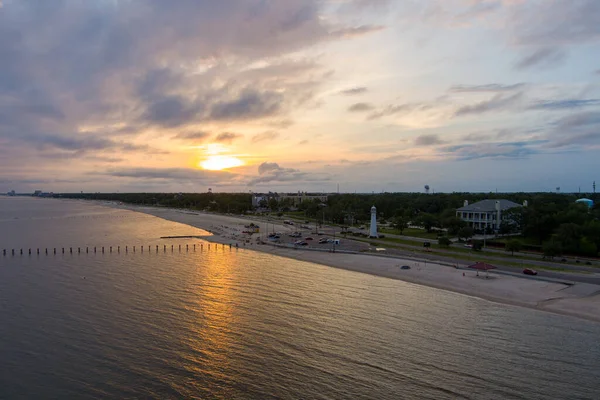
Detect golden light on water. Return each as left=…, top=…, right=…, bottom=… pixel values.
left=200, top=155, right=244, bottom=170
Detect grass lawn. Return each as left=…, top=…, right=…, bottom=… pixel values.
left=379, top=227, right=440, bottom=240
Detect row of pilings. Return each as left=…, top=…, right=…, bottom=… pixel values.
left=2, top=243, right=238, bottom=256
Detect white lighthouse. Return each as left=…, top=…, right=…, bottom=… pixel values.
left=369, top=205, right=378, bottom=238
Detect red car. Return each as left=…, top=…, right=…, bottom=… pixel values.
left=523, top=268, right=538, bottom=276
left=305, top=237, right=314, bottom=241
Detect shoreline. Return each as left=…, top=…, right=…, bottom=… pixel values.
left=105, top=202, right=600, bottom=324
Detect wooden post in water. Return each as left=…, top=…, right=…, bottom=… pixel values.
left=37, top=248, right=40, bottom=254
left=102, top=247, right=105, bottom=253
left=141, top=246, right=143, bottom=253
left=171, top=245, right=174, bottom=252
left=86, top=247, right=88, bottom=254
left=110, top=246, right=112, bottom=253
left=156, top=245, right=158, bottom=253
left=118, top=246, right=120, bottom=253
left=3, top=249, right=6, bottom=256
left=62, top=248, right=64, bottom=254
left=164, top=245, right=166, bottom=252
left=29, top=249, right=31, bottom=255
left=194, top=244, right=196, bottom=251
left=70, top=247, right=72, bottom=254
left=133, top=246, right=135, bottom=253
left=78, top=248, right=80, bottom=254
left=20, top=249, right=23, bottom=255
left=94, top=247, right=96, bottom=253
left=12, top=249, right=15, bottom=256
left=45, top=248, right=48, bottom=254
left=179, top=245, right=181, bottom=252
left=54, top=248, right=56, bottom=254
left=148, top=245, right=150, bottom=252
left=186, top=244, right=188, bottom=252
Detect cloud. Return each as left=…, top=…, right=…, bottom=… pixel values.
left=174, top=131, right=211, bottom=141
left=0, top=0, right=379, bottom=176
left=415, top=134, right=445, bottom=146
left=449, top=83, right=525, bottom=93
left=515, top=48, right=565, bottom=70
left=440, top=141, right=544, bottom=161
left=340, top=87, right=368, bottom=96
left=209, top=89, right=283, bottom=121
left=252, top=131, right=280, bottom=143
left=214, top=132, right=242, bottom=144
left=102, top=167, right=234, bottom=182
left=528, top=99, right=600, bottom=111
left=455, top=92, right=523, bottom=116
left=330, top=25, right=385, bottom=39
left=298, top=140, right=309, bottom=145
left=250, top=161, right=328, bottom=185
left=535, top=111, right=600, bottom=148
left=348, top=102, right=375, bottom=112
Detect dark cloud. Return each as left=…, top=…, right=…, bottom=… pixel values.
left=258, top=162, right=283, bottom=175
left=174, top=131, right=211, bottom=141
left=455, top=92, right=523, bottom=116
left=414, top=134, right=445, bottom=146
left=252, top=131, right=280, bottom=143
left=340, top=87, right=368, bottom=96
left=209, top=90, right=283, bottom=121
left=515, top=48, right=565, bottom=70
left=441, top=141, right=545, bottom=161
left=449, top=83, right=525, bottom=93
left=142, top=96, right=203, bottom=127
left=348, top=102, right=375, bottom=112
left=214, top=132, right=242, bottom=144
left=528, top=99, right=600, bottom=110
left=368, top=103, right=429, bottom=120
left=250, top=161, right=326, bottom=186
left=546, top=111, right=600, bottom=148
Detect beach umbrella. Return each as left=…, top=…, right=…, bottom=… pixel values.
left=467, top=261, right=497, bottom=277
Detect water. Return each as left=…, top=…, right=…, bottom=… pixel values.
left=1, top=197, right=600, bottom=399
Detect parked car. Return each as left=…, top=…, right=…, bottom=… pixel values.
left=400, top=265, right=411, bottom=270
left=294, top=240, right=308, bottom=246
left=318, top=238, right=328, bottom=244
left=305, top=237, right=314, bottom=241
left=523, top=268, right=538, bottom=276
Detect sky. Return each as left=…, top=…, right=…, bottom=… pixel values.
left=0, top=0, right=599, bottom=194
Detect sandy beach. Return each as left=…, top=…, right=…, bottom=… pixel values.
left=111, top=203, right=600, bottom=324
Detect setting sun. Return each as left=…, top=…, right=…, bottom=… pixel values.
left=200, top=155, right=244, bottom=170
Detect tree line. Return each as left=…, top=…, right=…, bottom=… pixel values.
left=57, top=191, right=600, bottom=258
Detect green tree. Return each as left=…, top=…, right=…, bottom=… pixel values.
left=268, top=197, right=279, bottom=211
left=542, top=238, right=563, bottom=259
left=505, top=239, right=522, bottom=256
left=392, top=216, right=409, bottom=235
left=416, top=213, right=438, bottom=233
left=457, top=227, right=474, bottom=241
left=442, top=216, right=466, bottom=236
left=556, top=223, right=582, bottom=254
left=472, top=240, right=483, bottom=251
left=438, top=237, right=452, bottom=247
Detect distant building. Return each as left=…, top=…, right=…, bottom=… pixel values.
left=33, top=190, right=42, bottom=196
left=7, top=190, right=16, bottom=196
left=456, top=199, right=524, bottom=232
left=252, top=192, right=329, bottom=209
left=278, top=192, right=328, bottom=207
left=576, top=198, right=594, bottom=209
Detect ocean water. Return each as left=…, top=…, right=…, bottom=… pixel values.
left=1, top=197, right=600, bottom=399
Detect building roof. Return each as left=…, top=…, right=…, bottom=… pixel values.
left=457, top=199, right=522, bottom=212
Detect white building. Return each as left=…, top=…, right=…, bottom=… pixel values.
left=456, top=199, right=523, bottom=232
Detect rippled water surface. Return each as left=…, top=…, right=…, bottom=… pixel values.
left=1, top=197, right=600, bottom=399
